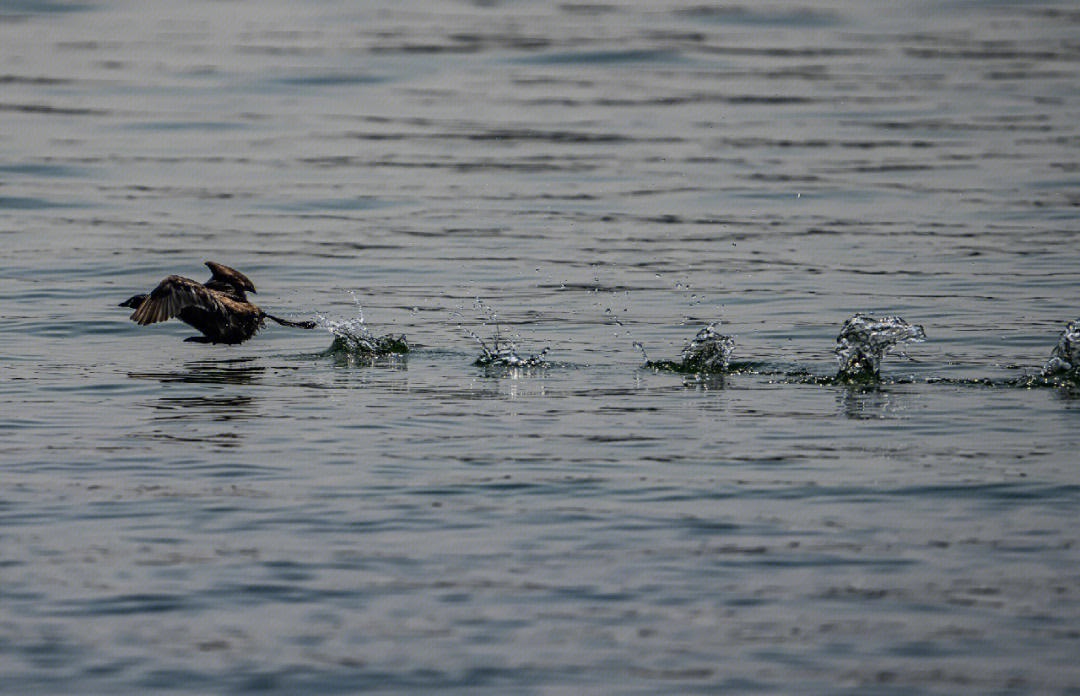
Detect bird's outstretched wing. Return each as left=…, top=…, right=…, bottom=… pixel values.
left=129, top=275, right=225, bottom=326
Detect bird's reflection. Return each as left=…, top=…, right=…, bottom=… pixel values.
left=149, top=394, right=257, bottom=423
left=128, top=358, right=265, bottom=386
left=129, top=358, right=264, bottom=425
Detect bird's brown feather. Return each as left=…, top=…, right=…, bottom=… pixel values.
left=130, top=275, right=226, bottom=326
left=122, top=263, right=312, bottom=344
left=205, top=261, right=256, bottom=294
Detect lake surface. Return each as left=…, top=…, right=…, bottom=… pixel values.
left=2, top=1, right=1080, bottom=693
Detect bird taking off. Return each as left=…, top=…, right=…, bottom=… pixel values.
left=119, top=261, right=316, bottom=344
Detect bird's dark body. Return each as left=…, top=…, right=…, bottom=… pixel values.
left=181, top=304, right=256, bottom=344
left=119, top=262, right=315, bottom=344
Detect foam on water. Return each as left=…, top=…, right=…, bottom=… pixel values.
left=835, top=314, right=926, bottom=379
left=1042, top=320, right=1080, bottom=375
left=314, top=292, right=408, bottom=358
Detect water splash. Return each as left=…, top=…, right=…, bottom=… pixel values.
left=315, top=292, right=408, bottom=357
left=643, top=322, right=735, bottom=373
left=473, top=334, right=549, bottom=367
left=835, top=313, right=925, bottom=378
left=1042, top=320, right=1080, bottom=375
left=459, top=300, right=548, bottom=368
left=678, top=323, right=736, bottom=371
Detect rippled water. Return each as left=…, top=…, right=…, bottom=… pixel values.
left=3, top=1, right=1080, bottom=693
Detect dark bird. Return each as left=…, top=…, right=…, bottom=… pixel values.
left=119, top=261, right=316, bottom=344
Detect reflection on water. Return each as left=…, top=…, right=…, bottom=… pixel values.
left=150, top=394, right=258, bottom=423
left=836, top=384, right=911, bottom=420
left=127, top=359, right=265, bottom=386
left=128, top=360, right=264, bottom=439
left=681, top=373, right=726, bottom=390
left=1051, top=383, right=1080, bottom=404
left=323, top=349, right=409, bottom=369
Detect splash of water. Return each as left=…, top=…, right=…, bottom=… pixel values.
left=473, top=335, right=549, bottom=367
left=643, top=322, right=735, bottom=373
left=678, top=323, right=736, bottom=372
left=632, top=341, right=650, bottom=363
left=835, top=313, right=925, bottom=378
left=1043, top=320, right=1080, bottom=375
left=459, top=299, right=548, bottom=368
left=315, top=292, right=408, bottom=357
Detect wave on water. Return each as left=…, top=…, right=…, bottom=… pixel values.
left=640, top=322, right=736, bottom=374
left=834, top=313, right=925, bottom=379
left=314, top=293, right=408, bottom=361
left=458, top=300, right=548, bottom=368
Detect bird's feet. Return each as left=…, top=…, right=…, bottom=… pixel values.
left=183, top=336, right=213, bottom=343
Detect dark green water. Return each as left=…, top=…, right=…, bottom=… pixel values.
left=2, top=1, right=1079, bottom=693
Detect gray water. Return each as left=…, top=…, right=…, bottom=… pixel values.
left=3, top=1, right=1080, bottom=694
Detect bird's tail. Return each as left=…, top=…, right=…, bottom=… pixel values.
left=265, top=313, right=318, bottom=329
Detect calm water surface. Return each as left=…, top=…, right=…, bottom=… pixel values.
left=2, top=1, right=1080, bottom=693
